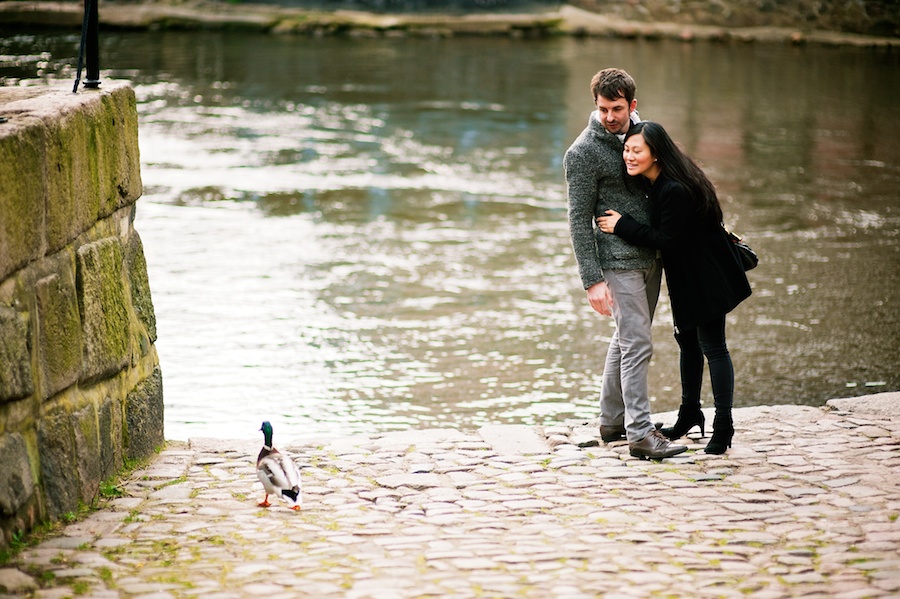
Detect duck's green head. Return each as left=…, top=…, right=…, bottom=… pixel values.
left=260, top=421, right=274, bottom=446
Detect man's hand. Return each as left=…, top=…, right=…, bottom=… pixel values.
left=586, top=281, right=614, bottom=316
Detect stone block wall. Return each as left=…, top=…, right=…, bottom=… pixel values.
left=0, top=82, right=162, bottom=548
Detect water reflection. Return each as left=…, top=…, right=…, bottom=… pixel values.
left=2, top=31, right=897, bottom=441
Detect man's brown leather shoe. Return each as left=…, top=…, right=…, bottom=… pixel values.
left=600, top=425, right=626, bottom=443
left=629, top=429, right=687, bottom=460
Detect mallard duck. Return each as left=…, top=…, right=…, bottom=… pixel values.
left=256, top=421, right=302, bottom=510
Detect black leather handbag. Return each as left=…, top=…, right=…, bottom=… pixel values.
left=725, top=229, right=759, bottom=271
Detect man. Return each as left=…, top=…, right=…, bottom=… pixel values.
left=564, top=68, right=686, bottom=460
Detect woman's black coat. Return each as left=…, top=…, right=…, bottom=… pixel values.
left=613, top=174, right=751, bottom=331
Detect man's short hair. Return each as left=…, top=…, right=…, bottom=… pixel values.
left=591, top=68, right=636, bottom=105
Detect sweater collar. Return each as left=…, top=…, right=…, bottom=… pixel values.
left=589, top=110, right=641, bottom=141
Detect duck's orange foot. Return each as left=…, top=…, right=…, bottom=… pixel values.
left=290, top=505, right=301, bottom=511
left=258, top=497, right=272, bottom=508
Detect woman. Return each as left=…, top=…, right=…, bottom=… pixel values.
left=597, top=121, right=751, bottom=454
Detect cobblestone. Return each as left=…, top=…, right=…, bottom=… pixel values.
left=4, top=395, right=900, bottom=598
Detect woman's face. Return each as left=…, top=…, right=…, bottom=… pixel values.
left=623, top=132, right=660, bottom=181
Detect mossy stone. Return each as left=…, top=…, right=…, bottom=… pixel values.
left=72, top=403, right=101, bottom=502
left=125, top=367, right=164, bottom=461
left=35, top=251, right=83, bottom=399
left=76, top=238, right=131, bottom=383
left=0, top=432, right=36, bottom=518
left=0, top=125, right=46, bottom=281
left=126, top=230, right=157, bottom=345
left=44, top=110, right=99, bottom=255
left=0, top=305, right=35, bottom=403
left=37, top=409, right=78, bottom=519
left=98, top=396, right=123, bottom=480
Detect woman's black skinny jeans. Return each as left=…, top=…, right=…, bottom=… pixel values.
left=674, top=314, right=733, bottom=414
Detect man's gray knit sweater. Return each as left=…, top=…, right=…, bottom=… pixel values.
left=564, top=111, right=656, bottom=289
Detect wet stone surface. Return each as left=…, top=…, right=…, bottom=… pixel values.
left=5, top=402, right=900, bottom=599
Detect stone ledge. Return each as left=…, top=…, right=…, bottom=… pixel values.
left=0, top=82, right=142, bottom=282
left=0, top=1, right=896, bottom=47
left=255, top=393, right=900, bottom=452
left=827, top=391, right=900, bottom=417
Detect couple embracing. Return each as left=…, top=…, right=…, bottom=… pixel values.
left=564, top=68, right=751, bottom=459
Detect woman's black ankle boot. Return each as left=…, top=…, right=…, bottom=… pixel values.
left=659, top=405, right=705, bottom=440
left=705, top=412, right=734, bottom=454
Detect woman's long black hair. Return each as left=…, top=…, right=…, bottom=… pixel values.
left=625, top=121, right=723, bottom=223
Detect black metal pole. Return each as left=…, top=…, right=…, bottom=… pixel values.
left=84, top=0, right=101, bottom=89
left=73, top=0, right=100, bottom=92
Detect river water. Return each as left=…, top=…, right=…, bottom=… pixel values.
left=2, top=30, right=898, bottom=441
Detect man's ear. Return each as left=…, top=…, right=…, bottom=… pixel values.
left=630, top=99, right=638, bottom=113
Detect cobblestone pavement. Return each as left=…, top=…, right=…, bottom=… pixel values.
left=3, top=396, right=899, bottom=599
